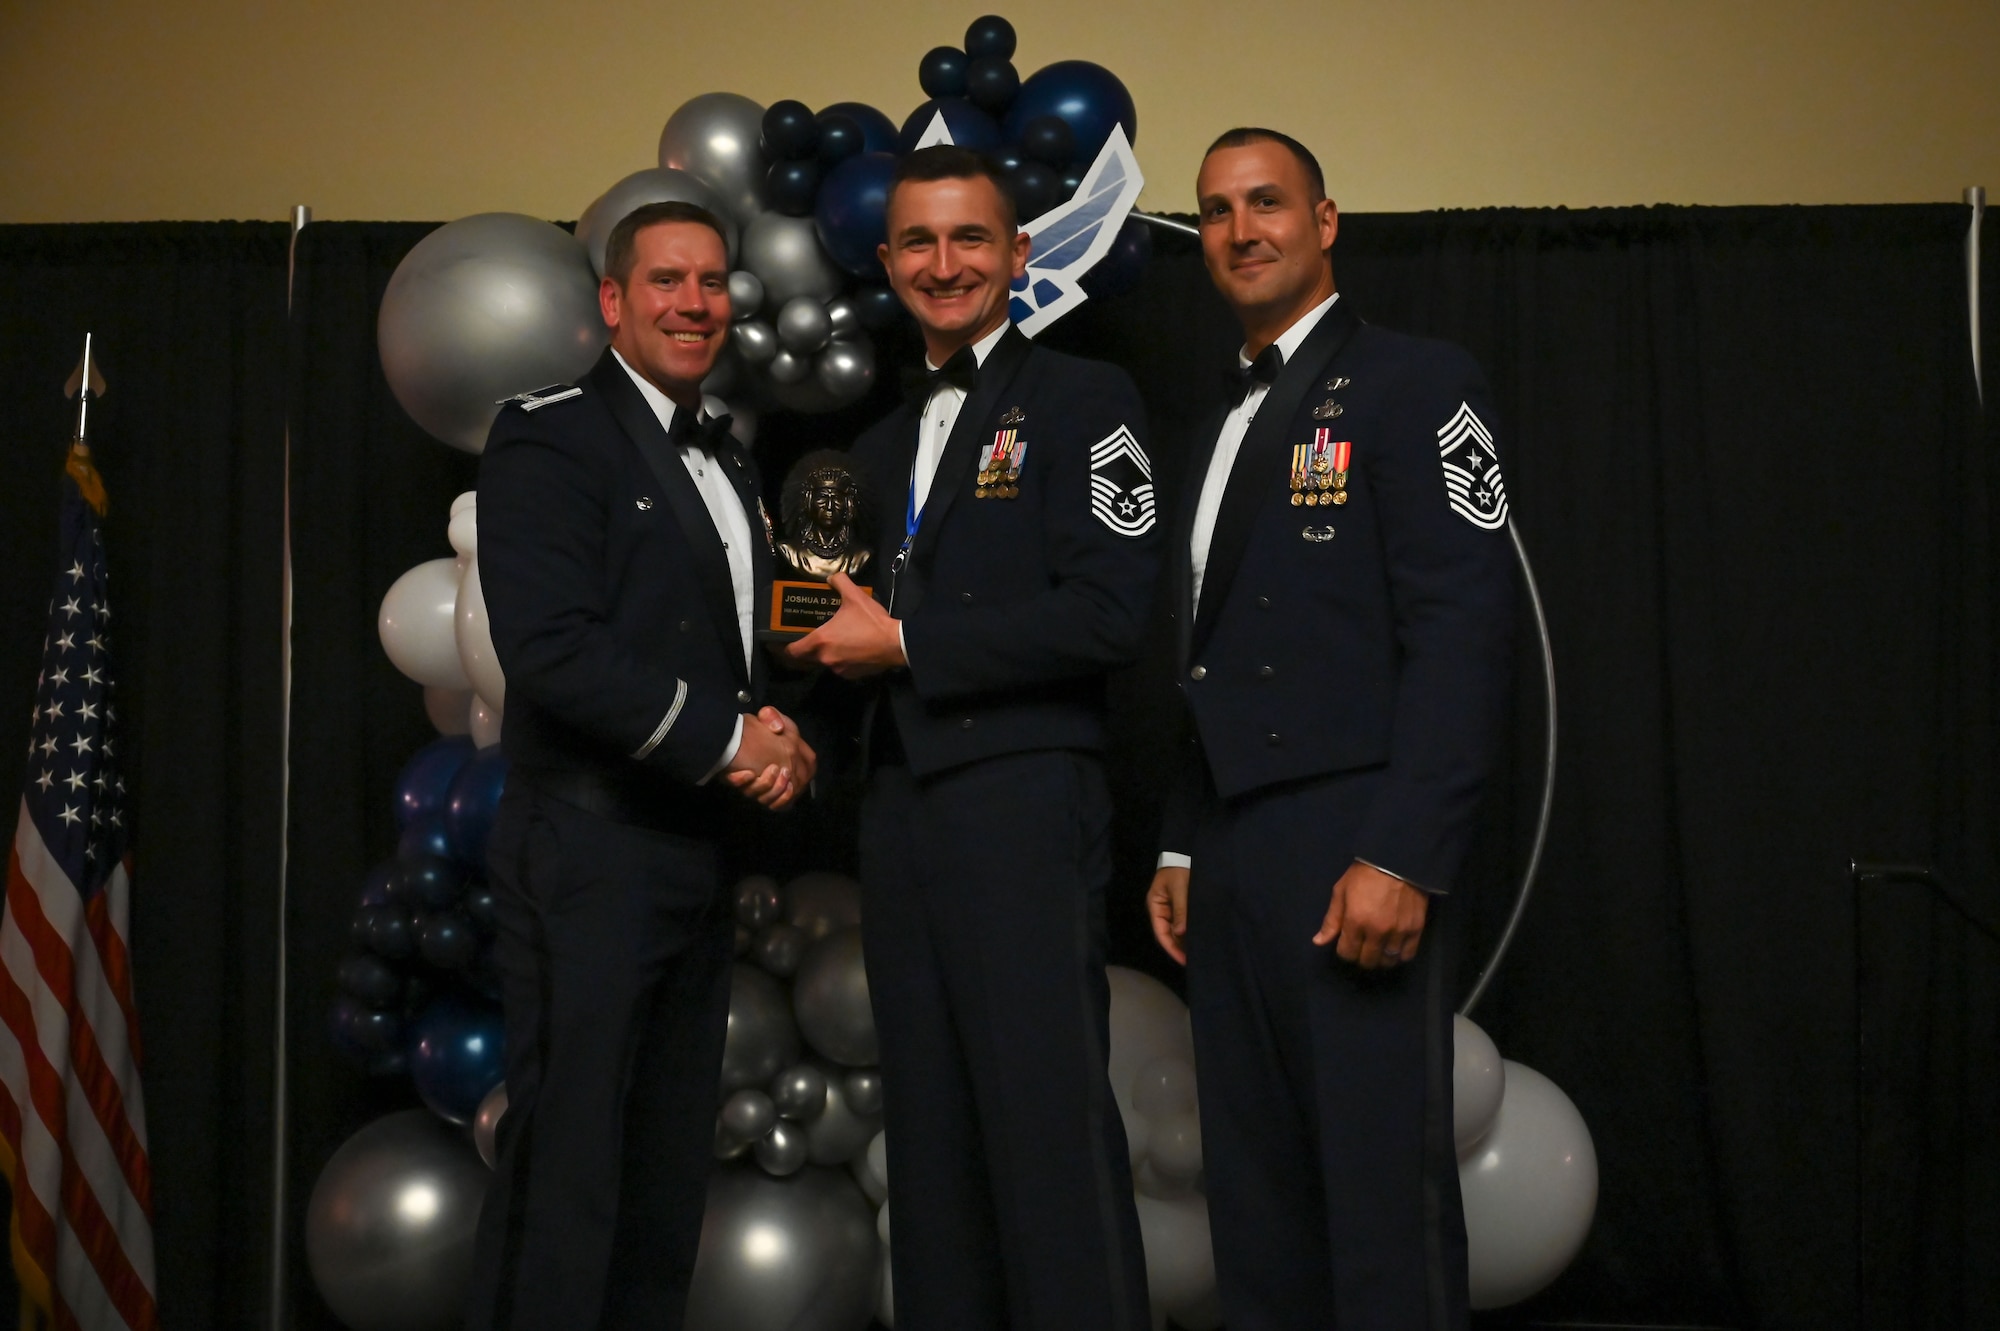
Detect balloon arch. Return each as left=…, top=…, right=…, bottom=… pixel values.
left=313, top=15, right=1598, bottom=1330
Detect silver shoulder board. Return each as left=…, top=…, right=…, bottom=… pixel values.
left=500, top=385, right=583, bottom=412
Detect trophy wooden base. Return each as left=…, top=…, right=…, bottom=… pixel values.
left=756, top=578, right=876, bottom=641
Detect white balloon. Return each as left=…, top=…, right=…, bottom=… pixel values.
left=875, top=1197, right=890, bottom=1246
left=1131, top=1055, right=1199, bottom=1121
left=1460, top=1061, right=1598, bottom=1310
left=455, top=560, right=505, bottom=709
left=468, top=694, right=503, bottom=749
left=380, top=559, right=472, bottom=690
left=424, top=686, right=474, bottom=736
left=1145, top=1110, right=1203, bottom=1188
left=1133, top=1192, right=1216, bottom=1321
left=449, top=490, right=478, bottom=518
left=447, top=502, right=478, bottom=561
left=1453, top=1014, right=1506, bottom=1153
left=876, top=1241, right=895, bottom=1328
left=866, top=1129, right=888, bottom=1193
left=1106, top=967, right=1195, bottom=1143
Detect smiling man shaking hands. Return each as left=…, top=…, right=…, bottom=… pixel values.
left=790, top=147, right=1157, bottom=1331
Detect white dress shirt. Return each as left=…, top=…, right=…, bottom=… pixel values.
left=613, top=349, right=755, bottom=775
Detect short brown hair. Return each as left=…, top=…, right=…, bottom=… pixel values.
left=888, top=145, right=1019, bottom=232
left=603, top=200, right=730, bottom=284
left=1204, top=127, right=1326, bottom=200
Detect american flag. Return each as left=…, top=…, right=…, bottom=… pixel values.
left=0, top=442, right=157, bottom=1330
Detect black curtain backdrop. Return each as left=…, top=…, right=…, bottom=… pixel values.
left=0, top=203, right=1990, bottom=1330
left=0, top=224, right=291, bottom=1327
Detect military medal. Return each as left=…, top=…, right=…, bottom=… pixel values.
left=1312, top=399, right=1344, bottom=420
left=1289, top=443, right=1312, bottom=506
left=980, top=429, right=1025, bottom=498
left=999, top=405, right=1027, bottom=426
left=1322, top=431, right=1353, bottom=506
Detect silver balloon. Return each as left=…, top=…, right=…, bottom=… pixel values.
left=754, top=922, right=810, bottom=978
left=714, top=1117, right=751, bottom=1162
left=825, top=297, right=860, bottom=339
left=378, top=213, right=607, bottom=453
left=776, top=296, right=834, bottom=356
left=733, top=319, right=779, bottom=366
left=804, top=1056, right=882, bottom=1166
left=306, top=1109, right=490, bottom=1331
left=728, top=270, right=766, bottom=319
left=684, top=1165, right=879, bottom=1331
left=767, top=349, right=813, bottom=386
left=771, top=1063, right=829, bottom=1122
left=721, top=964, right=801, bottom=1094
left=657, top=92, right=768, bottom=224
left=1453, top=1014, right=1507, bottom=1153
left=472, top=1082, right=507, bottom=1169
left=815, top=336, right=877, bottom=406
left=734, top=924, right=753, bottom=957
left=702, top=344, right=744, bottom=398
left=784, top=872, right=863, bottom=941
left=754, top=1118, right=810, bottom=1177
left=734, top=874, right=783, bottom=931
left=739, top=212, right=845, bottom=308
left=576, top=167, right=737, bottom=277
left=793, top=928, right=877, bottom=1067
left=1461, top=1061, right=1598, bottom=1309
left=842, top=1068, right=883, bottom=1118
left=722, top=1088, right=778, bottom=1142
left=769, top=373, right=843, bottom=415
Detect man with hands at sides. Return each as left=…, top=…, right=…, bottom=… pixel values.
left=788, top=146, right=1156, bottom=1331
left=467, top=200, right=814, bottom=1331
left=1147, top=130, right=1515, bottom=1331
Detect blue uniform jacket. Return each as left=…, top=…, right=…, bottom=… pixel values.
left=478, top=349, right=771, bottom=794
left=849, top=326, right=1163, bottom=777
left=1163, top=300, right=1516, bottom=892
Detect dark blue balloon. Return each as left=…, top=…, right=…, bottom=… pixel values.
left=815, top=113, right=864, bottom=166
left=329, top=996, right=406, bottom=1075
left=364, top=905, right=417, bottom=960
left=1017, top=114, right=1076, bottom=170
left=814, top=151, right=898, bottom=278
left=918, top=45, right=968, bottom=98
left=1059, top=167, right=1084, bottom=196
left=443, top=746, right=510, bottom=870
left=760, top=98, right=820, bottom=160
left=398, top=809, right=454, bottom=865
left=765, top=157, right=823, bottom=217
left=989, top=146, right=1026, bottom=175
left=896, top=97, right=1003, bottom=155
left=1003, top=60, right=1138, bottom=164
left=349, top=906, right=375, bottom=949
left=400, top=854, right=467, bottom=910
left=1080, top=215, right=1154, bottom=300
left=966, top=57, right=1019, bottom=116
left=418, top=911, right=478, bottom=970
left=964, top=14, right=1017, bottom=60
left=408, top=992, right=506, bottom=1125
left=393, top=735, right=474, bottom=830
left=463, top=886, right=499, bottom=933
left=850, top=285, right=906, bottom=330
left=819, top=102, right=899, bottom=155
left=358, top=860, right=398, bottom=909
left=1007, top=161, right=1064, bottom=222
left=338, top=952, right=404, bottom=1006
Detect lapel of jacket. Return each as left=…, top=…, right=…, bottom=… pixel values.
left=1189, top=301, right=1361, bottom=658
left=590, top=351, right=749, bottom=688
left=1172, top=403, right=1228, bottom=673
left=716, top=430, right=772, bottom=696
left=907, top=325, right=1034, bottom=578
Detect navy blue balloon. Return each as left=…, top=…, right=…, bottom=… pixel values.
left=918, top=46, right=969, bottom=98
left=329, top=996, right=406, bottom=1075
left=966, top=57, right=1020, bottom=116
left=418, top=911, right=478, bottom=970
left=443, top=746, right=509, bottom=870
left=408, top=992, right=506, bottom=1125
left=401, top=854, right=467, bottom=910
left=365, top=905, right=417, bottom=960
left=816, top=113, right=865, bottom=166
left=964, top=14, right=1017, bottom=60
left=393, top=735, right=474, bottom=830
left=896, top=97, right=1003, bottom=155
left=989, top=146, right=1026, bottom=175
left=339, top=952, right=404, bottom=1006
left=766, top=158, right=823, bottom=217
left=1017, top=114, right=1076, bottom=170
left=1008, top=161, right=1064, bottom=222
left=819, top=102, right=899, bottom=155
left=1004, top=61, right=1138, bottom=164
left=463, top=886, right=499, bottom=933
left=359, top=861, right=398, bottom=909
left=1059, top=167, right=1084, bottom=196
left=349, top=906, right=375, bottom=949
left=814, top=151, right=898, bottom=278
left=850, top=285, right=905, bottom=330
left=761, top=99, right=820, bottom=160
left=398, top=809, right=454, bottom=865
left=1080, top=215, right=1154, bottom=300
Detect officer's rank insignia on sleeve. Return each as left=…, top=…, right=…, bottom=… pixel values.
left=1089, top=425, right=1156, bottom=536
left=977, top=430, right=1026, bottom=498
left=499, top=384, right=582, bottom=411
left=1437, top=402, right=1508, bottom=529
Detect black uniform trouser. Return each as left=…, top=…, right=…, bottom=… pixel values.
left=466, top=783, right=734, bottom=1331
left=1186, top=765, right=1469, bottom=1331
left=860, top=749, right=1149, bottom=1331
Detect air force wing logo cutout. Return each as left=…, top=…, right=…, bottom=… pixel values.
left=1089, top=425, right=1156, bottom=536
left=1011, top=126, right=1146, bottom=337
left=1437, top=402, right=1508, bottom=529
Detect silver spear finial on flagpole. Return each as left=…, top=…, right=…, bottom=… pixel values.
left=64, top=332, right=107, bottom=446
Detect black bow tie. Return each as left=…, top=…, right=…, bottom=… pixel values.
left=1225, top=344, right=1284, bottom=405
left=901, top=345, right=981, bottom=405
left=674, top=408, right=735, bottom=454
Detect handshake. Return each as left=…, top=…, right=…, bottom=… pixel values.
left=723, top=706, right=816, bottom=811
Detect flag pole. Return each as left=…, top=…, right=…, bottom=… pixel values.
left=268, top=203, right=310, bottom=1331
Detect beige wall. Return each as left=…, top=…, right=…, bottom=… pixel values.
left=2, top=0, right=1995, bottom=223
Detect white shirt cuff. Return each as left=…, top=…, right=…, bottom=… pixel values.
left=897, top=621, right=911, bottom=671
left=1355, top=856, right=1440, bottom=896
left=1157, top=852, right=1192, bottom=871
left=698, top=714, right=746, bottom=786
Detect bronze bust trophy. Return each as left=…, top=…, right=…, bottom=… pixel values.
left=761, top=449, right=876, bottom=638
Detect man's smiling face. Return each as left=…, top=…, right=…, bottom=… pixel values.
left=878, top=174, right=1030, bottom=365
left=1195, top=139, right=1338, bottom=337
left=601, top=220, right=731, bottom=404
